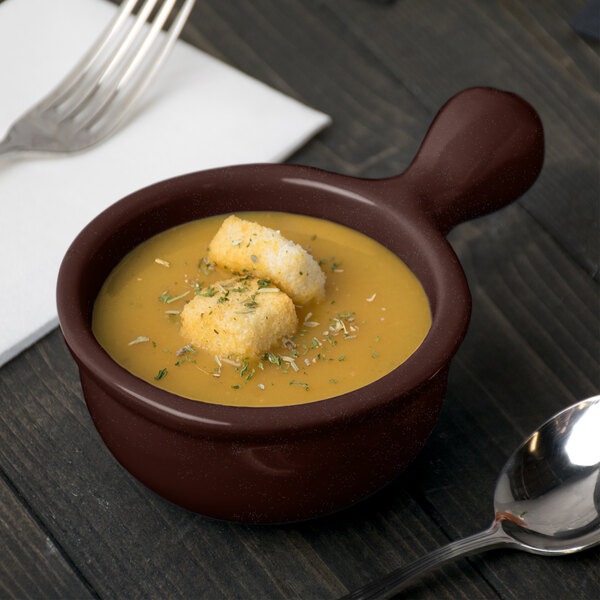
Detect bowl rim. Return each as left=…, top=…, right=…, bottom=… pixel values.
left=57, top=163, right=471, bottom=439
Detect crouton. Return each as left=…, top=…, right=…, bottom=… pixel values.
left=180, top=277, right=298, bottom=358
left=208, top=215, right=326, bottom=305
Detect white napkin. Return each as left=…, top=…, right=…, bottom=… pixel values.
left=0, top=0, right=330, bottom=367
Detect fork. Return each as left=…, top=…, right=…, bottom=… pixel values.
left=0, top=0, right=196, bottom=157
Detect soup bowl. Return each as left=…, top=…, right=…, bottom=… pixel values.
left=57, top=87, right=544, bottom=523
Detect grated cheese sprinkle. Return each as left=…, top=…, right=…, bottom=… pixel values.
left=220, top=357, right=241, bottom=367
left=128, top=336, right=149, bottom=346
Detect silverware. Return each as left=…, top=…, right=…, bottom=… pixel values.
left=0, top=0, right=195, bottom=157
left=342, top=396, right=600, bottom=600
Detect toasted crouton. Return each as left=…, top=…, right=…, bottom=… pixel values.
left=208, top=215, right=326, bottom=305
left=180, top=277, right=297, bottom=358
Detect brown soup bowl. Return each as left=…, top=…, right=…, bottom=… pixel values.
left=57, top=87, right=544, bottom=523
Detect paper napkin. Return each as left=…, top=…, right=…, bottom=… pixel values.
left=0, top=0, right=330, bottom=367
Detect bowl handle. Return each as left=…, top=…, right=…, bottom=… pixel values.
left=398, top=87, right=544, bottom=235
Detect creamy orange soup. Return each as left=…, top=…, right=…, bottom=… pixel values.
left=92, top=212, right=431, bottom=407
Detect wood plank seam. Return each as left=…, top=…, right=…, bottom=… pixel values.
left=518, top=203, right=600, bottom=282
left=314, top=0, right=435, bottom=112
left=403, top=483, right=505, bottom=600
left=0, top=464, right=101, bottom=600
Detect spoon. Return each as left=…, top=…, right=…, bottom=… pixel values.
left=342, top=396, right=600, bottom=600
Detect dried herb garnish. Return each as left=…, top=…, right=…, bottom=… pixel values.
left=267, top=352, right=282, bottom=366
left=289, top=380, right=309, bottom=391
left=199, top=286, right=217, bottom=297
left=154, top=368, right=168, bottom=381
left=167, top=295, right=185, bottom=305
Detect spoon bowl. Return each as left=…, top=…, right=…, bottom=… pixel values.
left=344, top=396, right=600, bottom=599
left=495, top=396, right=600, bottom=553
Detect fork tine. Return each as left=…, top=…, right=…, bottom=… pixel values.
left=113, top=0, right=178, bottom=93
left=39, top=0, right=139, bottom=112
left=94, top=0, right=163, bottom=87
left=1, top=0, right=196, bottom=155
left=57, top=0, right=161, bottom=119
left=80, top=0, right=196, bottom=137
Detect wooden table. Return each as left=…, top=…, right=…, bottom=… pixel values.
left=1, top=1, right=598, bottom=598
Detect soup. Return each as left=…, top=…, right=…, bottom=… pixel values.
left=92, top=212, right=431, bottom=407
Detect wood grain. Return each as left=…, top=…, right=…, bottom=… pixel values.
left=1, top=0, right=598, bottom=598
left=322, top=0, right=600, bottom=280
left=0, top=474, right=95, bottom=599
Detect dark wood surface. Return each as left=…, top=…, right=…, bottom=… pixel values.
left=1, top=1, right=599, bottom=598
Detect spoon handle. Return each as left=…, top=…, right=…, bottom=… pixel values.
left=340, top=523, right=513, bottom=600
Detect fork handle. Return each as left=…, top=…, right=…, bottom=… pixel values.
left=340, top=523, right=513, bottom=600
left=0, top=135, right=23, bottom=157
